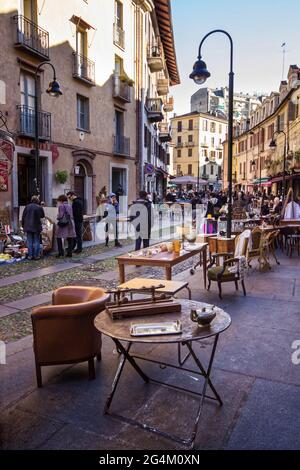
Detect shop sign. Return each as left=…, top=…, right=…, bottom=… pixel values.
left=0, top=160, right=8, bottom=191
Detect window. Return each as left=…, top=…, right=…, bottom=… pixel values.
left=188, top=164, right=192, bottom=175
left=210, top=122, right=216, bottom=133
left=23, top=0, right=37, bottom=22
left=202, top=165, right=207, bottom=176
left=188, top=148, right=193, bottom=157
left=210, top=165, right=214, bottom=175
left=202, top=120, right=208, bottom=131
left=211, top=137, right=215, bottom=147
left=177, top=121, right=182, bottom=132
left=20, top=71, right=36, bottom=109
left=114, top=55, right=123, bottom=76
left=203, top=149, right=208, bottom=157
left=188, top=119, right=193, bottom=130
left=177, top=136, right=182, bottom=146
left=210, top=150, right=216, bottom=159
left=76, top=27, right=88, bottom=57
left=77, top=95, right=89, bottom=131
left=176, top=164, right=181, bottom=174
left=177, top=149, right=181, bottom=158
left=219, top=123, right=222, bottom=133
left=115, top=0, right=123, bottom=28
left=188, top=134, right=193, bottom=142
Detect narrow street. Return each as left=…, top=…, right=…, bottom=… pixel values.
left=1, top=251, right=300, bottom=450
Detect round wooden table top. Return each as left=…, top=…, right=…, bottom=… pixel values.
left=94, top=299, right=231, bottom=344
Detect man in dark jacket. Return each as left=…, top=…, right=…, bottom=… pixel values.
left=22, top=196, right=45, bottom=260
left=67, top=191, right=83, bottom=253
left=130, top=191, right=153, bottom=251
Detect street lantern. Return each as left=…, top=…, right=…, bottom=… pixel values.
left=34, top=62, right=62, bottom=196
left=46, top=79, right=62, bottom=97
left=189, top=59, right=211, bottom=84
left=190, top=29, right=234, bottom=238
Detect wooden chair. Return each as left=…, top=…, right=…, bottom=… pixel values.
left=207, top=232, right=249, bottom=299
left=263, top=230, right=280, bottom=266
left=246, top=226, right=265, bottom=270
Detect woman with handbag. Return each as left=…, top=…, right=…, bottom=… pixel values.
left=55, top=194, right=76, bottom=258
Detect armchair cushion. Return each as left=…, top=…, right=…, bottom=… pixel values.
left=208, top=266, right=237, bottom=281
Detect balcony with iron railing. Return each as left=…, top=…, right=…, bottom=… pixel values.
left=163, top=96, right=174, bottom=113
left=145, top=98, right=163, bottom=123
left=17, top=105, right=51, bottom=141
left=114, top=135, right=130, bottom=157
left=72, top=53, right=95, bottom=85
left=113, top=75, right=131, bottom=103
left=158, top=122, right=172, bottom=142
left=157, top=74, right=169, bottom=96
left=147, top=43, right=164, bottom=73
left=185, top=141, right=196, bottom=147
left=13, top=15, right=49, bottom=60
left=113, top=23, right=125, bottom=50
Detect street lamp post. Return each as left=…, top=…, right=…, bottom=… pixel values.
left=190, top=29, right=234, bottom=238
left=34, top=62, right=62, bottom=196
left=269, top=130, right=288, bottom=198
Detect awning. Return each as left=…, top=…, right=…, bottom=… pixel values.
left=271, top=173, right=300, bottom=183
left=155, top=167, right=169, bottom=179
left=171, top=176, right=208, bottom=185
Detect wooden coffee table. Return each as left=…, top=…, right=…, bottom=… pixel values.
left=116, top=243, right=208, bottom=288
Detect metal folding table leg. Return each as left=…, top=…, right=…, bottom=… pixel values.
left=104, top=336, right=222, bottom=448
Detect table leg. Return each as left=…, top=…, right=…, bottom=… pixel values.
left=104, top=337, right=222, bottom=448
left=104, top=339, right=149, bottom=415
left=165, top=266, right=172, bottom=280
left=119, top=262, right=125, bottom=283
left=202, top=246, right=207, bottom=289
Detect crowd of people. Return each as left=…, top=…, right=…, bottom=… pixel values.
left=21, top=183, right=297, bottom=261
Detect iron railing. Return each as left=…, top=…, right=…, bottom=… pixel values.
left=73, top=53, right=95, bottom=84
left=13, top=15, right=49, bottom=59
left=113, top=76, right=131, bottom=102
left=146, top=98, right=163, bottom=113
left=113, top=23, right=125, bottom=49
left=17, top=105, right=51, bottom=140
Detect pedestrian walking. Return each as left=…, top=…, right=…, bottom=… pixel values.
left=130, top=190, right=153, bottom=251
left=67, top=191, right=84, bottom=254
left=55, top=194, right=76, bottom=258
left=21, top=195, right=45, bottom=260
left=103, top=193, right=122, bottom=247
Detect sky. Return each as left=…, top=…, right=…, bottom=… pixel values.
left=171, top=0, right=300, bottom=115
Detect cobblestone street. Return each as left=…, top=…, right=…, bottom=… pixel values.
left=1, top=249, right=300, bottom=450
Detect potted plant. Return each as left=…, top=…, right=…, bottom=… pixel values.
left=55, top=170, right=68, bottom=185
left=293, top=150, right=300, bottom=170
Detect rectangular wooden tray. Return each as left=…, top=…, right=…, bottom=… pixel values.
left=107, top=299, right=181, bottom=320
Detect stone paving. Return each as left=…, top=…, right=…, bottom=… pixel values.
left=0, top=251, right=300, bottom=450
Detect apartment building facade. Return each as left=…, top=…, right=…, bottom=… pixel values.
left=223, top=65, right=300, bottom=196
left=0, top=0, right=179, bottom=224
left=191, top=87, right=263, bottom=122
left=171, top=112, right=227, bottom=188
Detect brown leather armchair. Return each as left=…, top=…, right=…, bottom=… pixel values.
left=31, top=286, right=110, bottom=387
